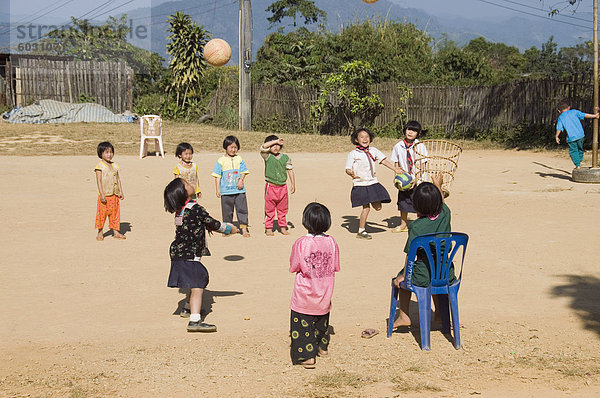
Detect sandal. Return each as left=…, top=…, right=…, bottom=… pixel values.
left=361, top=328, right=380, bottom=339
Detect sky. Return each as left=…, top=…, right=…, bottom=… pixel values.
left=7, top=0, right=596, bottom=20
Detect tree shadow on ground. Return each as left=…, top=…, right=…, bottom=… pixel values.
left=533, top=161, right=572, bottom=181
left=551, top=274, right=600, bottom=336
left=340, top=215, right=387, bottom=234
left=174, top=289, right=243, bottom=320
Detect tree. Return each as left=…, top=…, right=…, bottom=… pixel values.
left=42, top=15, right=159, bottom=75
left=253, top=27, right=333, bottom=87
left=266, top=0, right=327, bottom=32
left=165, top=11, right=210, bottom=108
left=432, top=40, right=492, bottom=85
left=311, top=60, right=384, bottom=133
left=523, top=37, right=564, bottom=78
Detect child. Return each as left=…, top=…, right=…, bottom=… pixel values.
left=164, top=178, right=239, bottom=332
left=94, top=141, right=125, bottom=240
left=212, top=135, right=251, bottom=237
left=289, top=202, right=340, bottom=368
left=173, top=142, right=201, bottom=199
left=390, top=121, right=428, bottom=233
left=261, top=135, right=296, bottom=236
left=555, top=101, right=599, bottom=169
left=345, top=128, right=401, bottom=240
left=392, top=174, right=452, bottom=329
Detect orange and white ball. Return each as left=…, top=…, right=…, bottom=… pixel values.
left=203, top=38, right=232, bottom=67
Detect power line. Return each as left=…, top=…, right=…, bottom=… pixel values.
left=476, top=0, right=591, bottom=30
left=0, top=0, right=77, bottom=36
left=497, top=0, right=592, bottom=23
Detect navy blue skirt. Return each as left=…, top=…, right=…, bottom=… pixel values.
left=350, top=183, right=391, bottom=207
left=167, top=259, right=209, bottom=288
left=397, top=188, right=416, bottom=213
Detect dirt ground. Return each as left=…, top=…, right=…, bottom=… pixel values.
left=1, top=146, right=600, bottom=397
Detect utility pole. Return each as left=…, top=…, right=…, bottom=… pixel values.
left=239, top=0, right=252, bottom=131
left=593, top=0, right=599, bottom=168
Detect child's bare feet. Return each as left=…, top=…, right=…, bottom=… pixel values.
left=280, top=227, right=290, bottom=235
left=392, top=314, right=411, bottom=329
left=265, top=229, right=274, bottom=236
left=113, top=231, right=126, bottom=240
left=96, top=230, right=104, bottom=241
left=241, top=228, right=250, bottom=237
left=317, top=348, right=328, bottom=357
left=299, top=358, right=316, bottom=369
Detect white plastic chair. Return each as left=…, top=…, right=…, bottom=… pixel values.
left=139, top=115, right=164, bottom=158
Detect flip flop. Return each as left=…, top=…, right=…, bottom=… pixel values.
left=361, top=328, right=380, bottom=339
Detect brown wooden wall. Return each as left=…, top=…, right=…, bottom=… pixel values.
left=6, top=57, right=133, bottom=112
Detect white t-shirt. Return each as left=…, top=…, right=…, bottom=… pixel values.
left=390, top=139, right=428, bottom=179
left=345, top=146, right=387, bottom=186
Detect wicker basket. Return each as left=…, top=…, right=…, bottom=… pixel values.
left=413, top=140, right=462, bottom=197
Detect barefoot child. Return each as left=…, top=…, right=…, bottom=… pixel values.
left=555, top=100, right=599, bottom=169
left=164, top=178, right=239, bottom=332
left=94, top=141, right=125, bottom=240
left=345, top=128, right=401, bottom=240
left=212, top=135, right=251, bottom=237
left=261, top=135, right=295, bottom=236
left=390, top=121, right=428, bottom=233
left=392, top=174, right=453, bottom=329
left=173, top=142, right=201, bottom=199
left=289, top=202, right=340, bottom=368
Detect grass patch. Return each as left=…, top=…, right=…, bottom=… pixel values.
left=391, top=375, right=442, bottom=393
left=0, top=120, right=510, bottom=156
left=311, top=370, right=374, bottom=389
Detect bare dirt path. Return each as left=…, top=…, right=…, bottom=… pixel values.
left=1, top=149, right=600, bottom=397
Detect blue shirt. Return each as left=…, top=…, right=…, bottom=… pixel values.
left=211, top=155, right=249, bottom=195
left=556, top=109, right=586, bottom=142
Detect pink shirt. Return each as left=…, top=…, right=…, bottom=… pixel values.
left=289, top=234, right=340, bottom=315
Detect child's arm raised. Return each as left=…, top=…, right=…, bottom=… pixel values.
left=432, top=173, right=444, bottom=201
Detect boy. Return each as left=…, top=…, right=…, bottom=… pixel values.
left=260, top=135, right=296, bottom=236
left=555, top=101, right=599, bottom=169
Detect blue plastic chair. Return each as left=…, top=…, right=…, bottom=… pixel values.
left=387, top=232, right=468, bottom=350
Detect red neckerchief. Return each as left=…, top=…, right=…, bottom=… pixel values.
left=177, top=199, right=191, bottom=216
left=356, top=145, right=375, bottom=161
left=403, top=139, right=414, bottom=173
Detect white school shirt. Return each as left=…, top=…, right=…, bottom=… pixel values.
left=390, top=139, right=428, bottom=179
left=345, top=146, right=387, bottom=186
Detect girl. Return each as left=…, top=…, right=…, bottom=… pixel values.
left=164, top=178, right=239, bottom=332
left=212, top=135, right=251, bottom=237
left=345, top=128, right=401, bottom=240
left=390, top=121, right=428, bottom=233
left=173, top=142, right=201, bottom=200
left=392, top=174, right=454, bottom=329
left=261, top=135, right=295, bottom=236
left=95, top=141, right=125, bottom=240
left=289, top=202, right=340, bottom=368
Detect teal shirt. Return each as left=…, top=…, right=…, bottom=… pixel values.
left=401, top=203, right=455, bottom=287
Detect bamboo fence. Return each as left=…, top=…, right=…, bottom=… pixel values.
left=4, top=56, right=133, bottom=112
left=208, top=77, right=594, bottom=135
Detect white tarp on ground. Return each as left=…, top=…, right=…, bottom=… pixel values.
left=2, top=100, right=135, bottom=123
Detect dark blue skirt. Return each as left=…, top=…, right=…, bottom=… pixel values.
left=397, top=188, right=416, bottom=213
left=350, top=183, right=391, bottom=207
left=167, top=259, right=209, bottom=289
